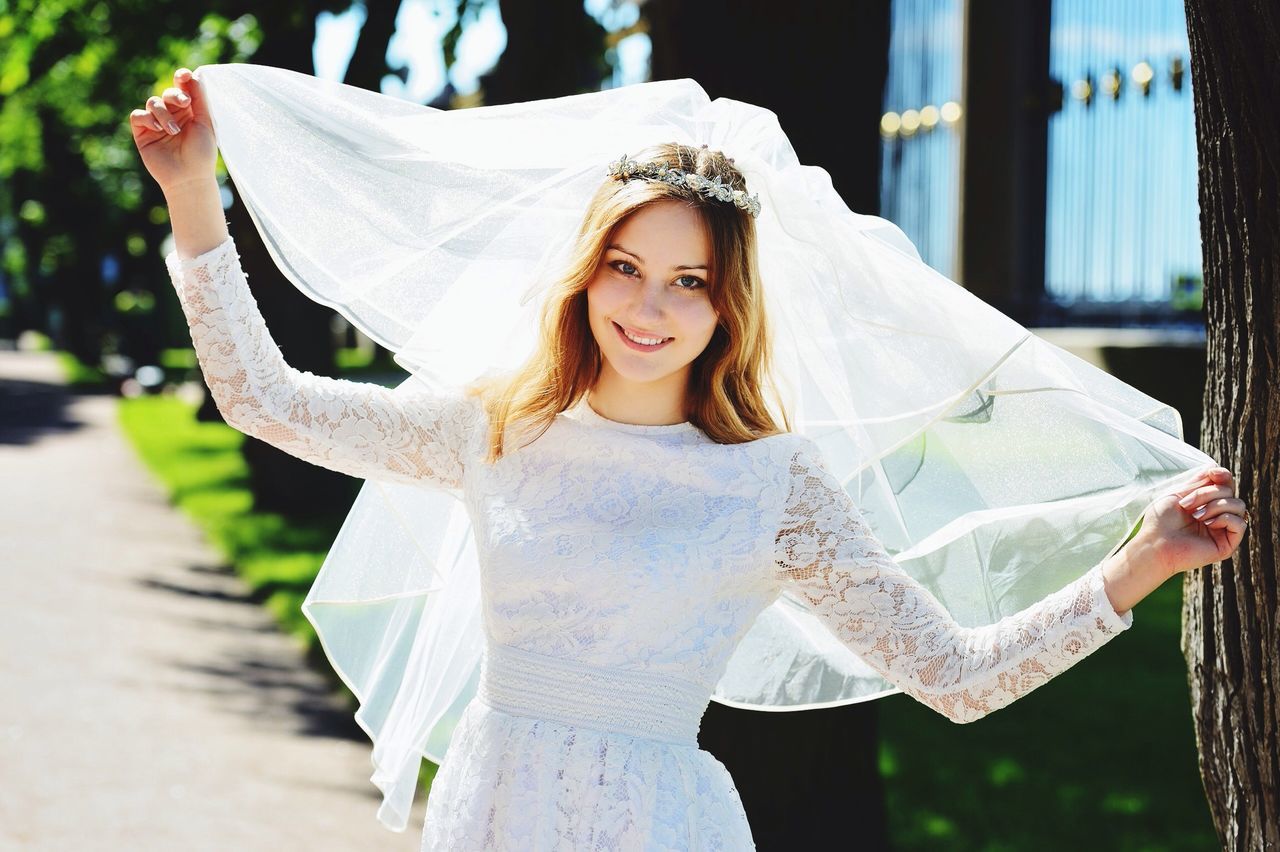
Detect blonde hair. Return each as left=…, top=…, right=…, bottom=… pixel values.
left=465, top=142, right=791, bottom=464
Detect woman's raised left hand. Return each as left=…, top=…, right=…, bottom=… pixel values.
left=1134, top=465, right=1249, bottom=578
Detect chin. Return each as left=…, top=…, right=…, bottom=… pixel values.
left=603, top=353, right=686, bottom=385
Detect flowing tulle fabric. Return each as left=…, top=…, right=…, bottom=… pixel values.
left=190, top=62, right=1216, bottom=831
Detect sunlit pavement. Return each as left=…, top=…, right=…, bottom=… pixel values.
left=0, top=350, right=424, bottom=851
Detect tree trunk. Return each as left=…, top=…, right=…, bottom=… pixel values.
left=343, top=0, right=403, bottom=92
left=1182, top=1, right=1279, bottom=847
left=644, top=3, right=892, bottom=848
left=478, top=0, right=608, bottom=104
left=646, top=0, right=889, bottom=217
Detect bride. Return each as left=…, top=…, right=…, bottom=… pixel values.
left=131, top=66, right=1248, bottom=850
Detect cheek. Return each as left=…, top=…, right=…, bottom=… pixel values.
left=678, top=301, right=719, bottom=343
left=586, top=276, right=625, bottom=317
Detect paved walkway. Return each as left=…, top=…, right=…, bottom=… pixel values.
left=0, top=351, right=425, bottom=851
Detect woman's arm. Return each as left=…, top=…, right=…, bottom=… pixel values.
left=165, top=175, right=229, bottom=262
left=139, top=69, right=485, bottom=494
left=772, top=439, right=1134, bottom=724
left=166, top=235, right=485, bottom=495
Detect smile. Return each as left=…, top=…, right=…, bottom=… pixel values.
left=613, top=321, right=673, bottom=351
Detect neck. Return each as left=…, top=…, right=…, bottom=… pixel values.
left=587, top=365, right=690, bottom=426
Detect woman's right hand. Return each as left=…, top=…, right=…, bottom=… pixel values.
left=130, top=67, right=217, bottom=196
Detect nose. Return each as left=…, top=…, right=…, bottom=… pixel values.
left=628, top=277, right=667, bottom=322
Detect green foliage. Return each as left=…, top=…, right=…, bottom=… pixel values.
left=440, top=0, right=490, bottom=70
left=0, top=0, right=266, bottom=357
left=159, top=346, right=196, bottom=368
left=54, top=348, right=106, bottom=386
left=878, top=576, right=1217, bottom=850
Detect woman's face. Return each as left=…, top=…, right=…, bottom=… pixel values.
left=586, top=200, right=720, bottom=391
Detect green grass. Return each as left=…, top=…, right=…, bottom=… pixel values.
left=54, top=350, right=108, bottom=388
left=335, top=345, right=377, bottom=370
left=877, top=575, right=1218, bottom=850
left=117, top=393, right=439, bottom=796
left=160, top=347, right=198, bottom=370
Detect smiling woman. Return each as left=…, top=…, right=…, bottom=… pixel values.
left=585, top=200, right=719, bottom=425
left=136, top=64, right=1243, bottom=850
left=468, top=141, right=785, bottom=459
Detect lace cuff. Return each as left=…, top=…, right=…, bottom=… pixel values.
left=1081, top=558, right=1134, bottom=631
left=170, top=234, right=237, bottom=270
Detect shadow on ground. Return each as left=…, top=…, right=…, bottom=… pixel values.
left=0, top=375, right=88, bottom=445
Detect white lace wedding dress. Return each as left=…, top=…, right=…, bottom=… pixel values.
left=166, top=236, right=1135, bottom=851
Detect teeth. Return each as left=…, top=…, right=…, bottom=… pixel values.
left=622, top=327, right=667, bottom=346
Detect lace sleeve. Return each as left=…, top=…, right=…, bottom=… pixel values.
left=772, top=439, right=1134, bottom=724
left=163, top=235, right=484, bottom=494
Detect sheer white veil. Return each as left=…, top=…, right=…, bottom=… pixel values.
left=192, top=62, right=1215, bottom=832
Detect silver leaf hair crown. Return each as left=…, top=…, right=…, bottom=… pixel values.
left=607, top=149, right=763, bottom=218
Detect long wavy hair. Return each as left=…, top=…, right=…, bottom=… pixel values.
left=466, top=141, right=791, bottom=464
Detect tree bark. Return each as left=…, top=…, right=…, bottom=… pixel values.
left=1182, top=1, right=1279, bottom=847
left=478, top=0, right=608, bottom=104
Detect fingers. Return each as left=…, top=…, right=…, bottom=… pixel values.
left=146, top=94, right=181, bottom=135
left=132, top=68, right=202, bottom=138
left=1177, top=482, right=1236, bottom=509
left=130, top=108, right=165, bottom=134
left=1176, top=465, right=1236, bottom=495
left=1191, top=496, right=1248, bottom=525
left=174, top=67, right=205, bottom=113
left=1192, top=468, right=1233, bottom=488
left=163, top=86, right=190, bottom=109
left=1208, top=466, right=1237, bottom=490
left=1203, top=510, right=1247, bottom=534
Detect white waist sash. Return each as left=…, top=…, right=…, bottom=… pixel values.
left=477, top=641, right=711, bottom=747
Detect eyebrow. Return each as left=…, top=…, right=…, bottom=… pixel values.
left=607, top=243, right=708, bottom=271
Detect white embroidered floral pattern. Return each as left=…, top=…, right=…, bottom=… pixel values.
left=165, top=235, right=1135, bottom=849
left=772, top=439, right=1133, bottom=724
left=165, top=236, right=484, bottom=497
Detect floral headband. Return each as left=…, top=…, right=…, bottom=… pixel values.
left=606, top=147, right=763, bottom=218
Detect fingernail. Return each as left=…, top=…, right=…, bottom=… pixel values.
left=1178, top=494, right=1195, bottom=507
left=177, top=93, right=189, bottom=104
left=1192, top=506, right=1206, bottom=518
left=167, top=120, right=180, bottom=134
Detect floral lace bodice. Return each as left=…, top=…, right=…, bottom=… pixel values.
left=166, top=235, right=1134, bottom=728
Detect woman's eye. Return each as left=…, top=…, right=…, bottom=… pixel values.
left=610, top=260, right=704, bottom=290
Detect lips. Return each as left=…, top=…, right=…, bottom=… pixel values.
left=613, top=320, right=673, bottom=351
